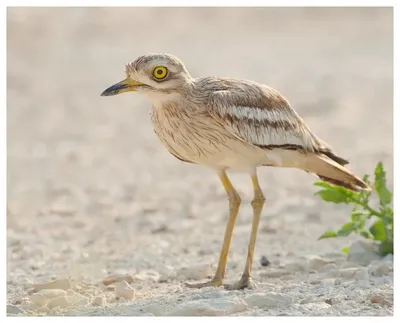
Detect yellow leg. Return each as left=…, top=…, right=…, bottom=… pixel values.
left=185, top=170, right=241, bottom=288
left=225, top=172, right=265, bottom=290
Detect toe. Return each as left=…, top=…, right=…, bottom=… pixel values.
left=224, top=277, right=258, bottom=290
left=184, top=278, right=223, bottom=288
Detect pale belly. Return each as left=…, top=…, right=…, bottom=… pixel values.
left=152, top=112, right=279, bottom=172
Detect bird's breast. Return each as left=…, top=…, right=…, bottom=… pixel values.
left=150, top=105, right=237, bottom=163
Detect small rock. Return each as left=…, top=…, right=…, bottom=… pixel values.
left=307, top=256, right=335, bottom=271
left=370, top=294, right=392, bottom=306
left=140, top=304, right=167, bottom=316
left=320, top=278, right=336, bottom=286
left=92, top=296, right=106, bottom=307
left=29, top=293, right=47, bottom=307
left=7, top=304, right=25, bottom=315
left=347, top=241, right=381, bottom=266
left=369, top=261, right=393, bottom=276
left=383, top=253, right=393, bottom=262
left=166, top=297, right=247, bottom=316
left=339, top=267, right=359, bottom=279
left=31, top=278, right=73, bottom=292
left=115, top=281, right=135, bottom=300
left=47, top=296, right=72, bottom=309
left=261, top=225, right=278, bottom=234
left=177, top=264, right=211, bottom=281
left=102, top=274, right=134, bottom=286
left=260, top=256, right=271, bottom=267
left=301, top=302, right=331, bottom=311
left=135, top=269, right=161, bottom=283
left=36, top=289, right=67, bottom=299
left=325, top=298, right=339, bottom=305
left=35, top=306, right=50, bottom=314
left=66, top=290, right=88, bottom=306
left=245, top=292, right=293, bottom=309
left=355, top=268, right=369, bottom=281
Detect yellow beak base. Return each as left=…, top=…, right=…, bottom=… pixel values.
left=101, top=78, right=143, bottom=96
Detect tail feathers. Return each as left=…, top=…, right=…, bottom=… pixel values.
left=305, top=154, right=370, bottom=192
left=276, top=150, right=370, bottom=192
left=318, top=175, right=365, bottom=191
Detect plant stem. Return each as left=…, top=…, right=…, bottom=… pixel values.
left=349, top=196, right=381, bottom=218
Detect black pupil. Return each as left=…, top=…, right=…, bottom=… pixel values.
left=157, top=69, right=163, bottom=75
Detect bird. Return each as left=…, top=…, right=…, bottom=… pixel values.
left=101, top=53, right=369, bottom=290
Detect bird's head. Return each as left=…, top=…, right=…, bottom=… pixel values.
left=101, top=54, right=193, bottom=100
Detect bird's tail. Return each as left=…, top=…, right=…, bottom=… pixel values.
left=301, top=154, right=369, bottom=191
left=275, top=150, right=370, bottom=192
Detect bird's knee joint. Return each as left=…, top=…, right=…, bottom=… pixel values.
left=229, top=194, right=241, bottom=208
left=251, top=195, right=265, bottom=208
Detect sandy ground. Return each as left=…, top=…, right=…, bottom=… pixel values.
left=7, top=7, right=393, bottom=316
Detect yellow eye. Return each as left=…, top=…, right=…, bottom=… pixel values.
left=153, top=66, right=168, bottom=79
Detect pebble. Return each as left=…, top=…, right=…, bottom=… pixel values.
left=166, top=297, right=247, bottom=316
left=347, top=241, right=381, bottom=266
left=338, top=267, right=359, bottom=279
left=35, top=306, right=50, bottom=314
left=383, top=253, right=393, bottom=262
left=177, top=263, right=212, bottom=281
left=31, top=278, right=73, bottom=292
left=307, top=256, right=335, bottom=272
left=134, top=270, right=161, bottom=283
left=37, top=289, right=67, bottom=298
left=301, top=302, right=332, bottom=311
left=368, top=261, right=393, bottom=276
left=92, top=296, right=106, bottom=307
left=245, top=292, right=293, bottom=309
left=139, top=304, right=167, bottom=316
left=355, top=268, right=369, bottom=281
left=370, top=294, right=392, bottom=306
left=102, top=274, right=134, bottom=286
left=114, top=281, right=135, bottom=300
left=66, top=290, right=88, bottom=306
left=29, top=293, right=47, bottom=307
left=260, top=255, right=271, bottom=267
left=7, top=304, right=25, bottom=315
left=47, top=296, right=72, bottom=309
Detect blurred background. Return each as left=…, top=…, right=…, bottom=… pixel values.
left=7, top=7, right=392, bottom=292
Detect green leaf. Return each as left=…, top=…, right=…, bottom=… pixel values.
left=378, top=239, right=393, bottom=256
left=341, top=247, right=349, bottom=254
left=369, top=219, right=387, bottom=241
left=374, top=162, right=392, bottom=206
left=337, top=222, right=356, bottom=237
left=314, top=186, right=355, bottom=204
left=360, top=231, right=374, bottom=239
left=318, top=231, right=338, bottom=240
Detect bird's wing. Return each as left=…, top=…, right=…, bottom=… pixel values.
left=207, top=83, right=349, bottom=165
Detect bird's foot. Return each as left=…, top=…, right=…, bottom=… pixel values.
left=184, top=277, right=223, bottom=289
left=224, top=276, right=258, bottom=290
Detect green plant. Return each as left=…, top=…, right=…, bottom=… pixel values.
left=314, top=162, right=393, bottom=256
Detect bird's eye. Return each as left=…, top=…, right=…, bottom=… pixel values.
left=153, top=66, right=168, bottom=80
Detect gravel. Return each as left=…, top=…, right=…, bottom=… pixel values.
left=7, top=7, right=393, bottom=317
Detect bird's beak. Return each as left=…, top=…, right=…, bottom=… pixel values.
left=101, top=78, right=143, bottom=96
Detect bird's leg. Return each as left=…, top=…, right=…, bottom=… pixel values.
left=185, top=170, right=241, bottom=288
left=225, top=173, right=265, bottom=290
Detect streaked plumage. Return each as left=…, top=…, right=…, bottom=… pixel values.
left=101, top=53, right=369, bottom=289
